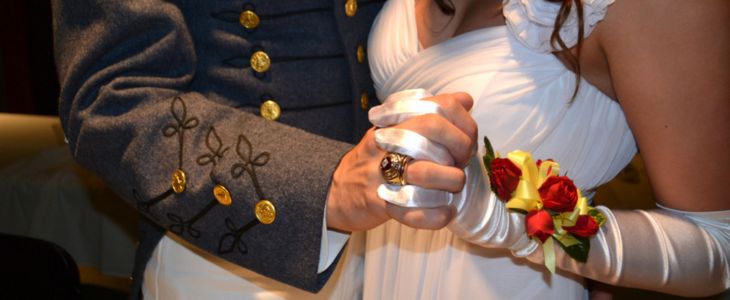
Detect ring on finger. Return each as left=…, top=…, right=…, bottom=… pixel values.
left=380, top=152, right=412, bottom=186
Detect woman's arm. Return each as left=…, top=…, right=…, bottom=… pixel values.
left=438, top=0, right=730, bottom=296
left=596, top=0, right=730, bottom=212
left=529, top=1, right=730, bottom=296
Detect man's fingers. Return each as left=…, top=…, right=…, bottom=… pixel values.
left=422, top=92, right=477, bottom=141
left=404, top=160, right=465, bottom=193
left=450, top=92, right=474, bottom=111
left=396, top=115, right=473, bottom=166
left=385, top=203, right=454, bottom=230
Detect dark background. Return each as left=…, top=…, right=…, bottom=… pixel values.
left=0, top=1, right=59, bottom=116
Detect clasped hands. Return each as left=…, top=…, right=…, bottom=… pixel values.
left=327, top=89, right=479, bottom=232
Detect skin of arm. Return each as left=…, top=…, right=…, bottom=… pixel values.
left=587, top=0, right=730, bottom=212
left=554, top=1, right=729, bottom=296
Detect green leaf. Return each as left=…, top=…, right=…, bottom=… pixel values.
left=483, top=156, right=493, bottom=175
left=484, top=136, right=496, bottom=158
left=554, top=232, right=580, bottom=247
left=556, top=235, right=590, bottom=263
left=588, top=208, right=607, bottom=226
left=483, top=136, right=496, bottom=174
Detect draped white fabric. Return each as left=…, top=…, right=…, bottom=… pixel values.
left=503, top=0, right=615, bottom=53
left=363, top=0, right=635, bottom=298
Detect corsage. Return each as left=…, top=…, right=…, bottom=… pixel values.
left=483, top=136, right=606, bottom=273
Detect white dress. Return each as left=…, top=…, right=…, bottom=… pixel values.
left=363, top=0, right=635, bottom=299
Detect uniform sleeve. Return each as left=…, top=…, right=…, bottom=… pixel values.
left=52, top=0, right=352, bottom=292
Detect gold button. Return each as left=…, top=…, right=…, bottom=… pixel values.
left=356, top=45, right=365, bottom=64
left=250, top=51, right=271, bottom=73
left=255, top=200, right=276, bottom=224
left=345, top=0, right=357, bottom=17
left=260, top=100, right=281, bottom=121
left=213, top=185, right=232, bottom=206
left=171, top=169, right=186, bottom=193
left=239, top=10, right=260, bottom=29
left=360, top=92, right=369, bottom=111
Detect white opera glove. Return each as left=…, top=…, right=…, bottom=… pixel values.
left=448, top=155, right=540, bottom=254
left=524, top=205, right=730, bottom=297
left=448, top=158, right=730, bottom=297
left=448, top=157, right=730, bottom=297
left=370, top=89, right=455, bottom=208
left=448, top=154, right=730, bottom=296
left=449, top=153, right=730, bottom=296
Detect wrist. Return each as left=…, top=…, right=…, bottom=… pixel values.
left=326, top=148, right=389, bottom=232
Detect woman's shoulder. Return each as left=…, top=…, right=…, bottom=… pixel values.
left=502, top=0, right=615, bottom=53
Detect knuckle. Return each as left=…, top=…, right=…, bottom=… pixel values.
left=427, top=209, right=452, bottom=229
left=385, top=204, right=404, bottom=220
left=420, top=114, right=444, bottom=135
left=445, top=169, right=466, bottom=193
left=469, top=122, right=478, bottom=140
left=455, top=171, right=466, bottom=191
left=439, top=96, right=456, bottom=110
left=459, top=132, right=472, bottom=150
left=449, top=137, right=471, bottom=166
left=407, top=212, right=427, bottom=228
left=361, top=130, right=380, bottom=153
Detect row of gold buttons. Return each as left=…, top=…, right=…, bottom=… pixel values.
left=236, top=6, right=281, bottom=223
left=242, top=2, right=370, bottom=121
left=239, top=9, right=281, bottom=121
left=250, top=49, right=280, bottom=121
left=346, top=0, right=371, bottom=112
left=216, top=184, right=276, bottom=224
left=170, top=170, right=275, bottom=224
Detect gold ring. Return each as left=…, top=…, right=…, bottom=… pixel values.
left=380, top=152, right=412, bottom=185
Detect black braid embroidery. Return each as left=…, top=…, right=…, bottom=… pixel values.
left=166, top=127, right=232, bottom=239
left=215, top=134, right=271, bottom=255
left=134, top=96, right=198, bottom=215
left=163, top=97, right=200, bottom=169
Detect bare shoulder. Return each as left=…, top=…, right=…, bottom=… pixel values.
left=596, top=0, right=730, bottom=104
left=593, top=0, right=729, bottom=211
left=598, top=0, right=729, bottom=57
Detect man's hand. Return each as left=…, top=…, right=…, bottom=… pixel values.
left=326, top=92, right=477, bottom=232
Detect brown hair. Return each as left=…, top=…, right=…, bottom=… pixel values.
left=433, top=0, right=585, bottom=99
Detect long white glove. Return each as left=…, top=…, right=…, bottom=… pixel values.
left=450, top=157, right=730, bottom=297
left=369, top=90, right=730, bottom=297
left=529, top=206, right=730, bottom=297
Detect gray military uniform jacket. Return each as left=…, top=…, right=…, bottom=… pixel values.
left=52, top=0, right=384, bottom=297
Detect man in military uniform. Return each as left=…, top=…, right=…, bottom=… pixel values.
left=52, top=0, right=475, bottom=297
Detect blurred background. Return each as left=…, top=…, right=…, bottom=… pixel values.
left=0, top=1, right=726, bottom=299
left=0, top=1, right=58, bottom=116
left=0, top=1, right=134, bottom=299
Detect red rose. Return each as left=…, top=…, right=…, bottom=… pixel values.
left=526, top=210, right=554, bottom=243
left=489, top=158, right=522, bottom=200
left=539, top=176, right=578, bottom=212
left=564, top=215, right=600, bottom=238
